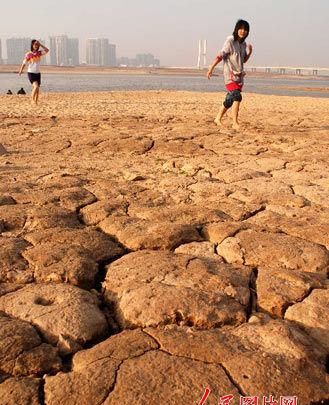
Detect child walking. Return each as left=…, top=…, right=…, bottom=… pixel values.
left=18, top=39, right=49, bottom=105
left=207, top=20, right=252, bottom=129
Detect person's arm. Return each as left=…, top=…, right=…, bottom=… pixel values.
left=244, top=44, right=253, bottom=63
left=18, top=60, right=26, bottom=76
left=39, top=42, right=49, bottom=54
left=207, top=55, right=223, bottom=79
left=208, top=37, right=232, bottom=79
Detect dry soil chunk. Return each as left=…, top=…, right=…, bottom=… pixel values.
left=0, top=237, right=32, bottom=283
left=147, top=318, right=329, bottom=404
left=45, top=329, right=157, bottom=405
left=0, top=283, right=108, bottom=354
left=256, top=267, right=327, bottom=317
left=23, top=242, right=98, bottom=288
left=104, top=350, right=239, bottom=405
left=285, top=289, right=329, bottom=351
left=217, top=229, right=329, bottom=272
left=103, top=250, right=252, bottom=329
left=25, top=227, right=124, bottom=262
left=0, top=312, right=61, bottom=377
left=99, top=215, right=201, bottom=250
left=0, top=377, right=40, bottom=405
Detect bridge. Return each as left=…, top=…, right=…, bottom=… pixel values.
left=246, top=66, right=329, bottom=76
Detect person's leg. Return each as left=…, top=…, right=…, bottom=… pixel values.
left=232, top=101, right=241, bottom=129
left=214, top=105, right=228, bottom=126
left=35, top=75, right=41, bottom=104
left=214, top=92, right=233, bottom=126
left=35, top=85, right=40, bottom=104
left=31, top=82, right=38, bottom=104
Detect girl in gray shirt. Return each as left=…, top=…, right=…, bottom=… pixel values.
left=207, top=20, right=253, bottom=129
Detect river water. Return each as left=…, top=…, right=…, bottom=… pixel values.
left=1, top=72, right=329, bottom=98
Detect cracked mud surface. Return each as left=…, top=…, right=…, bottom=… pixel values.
left=0, top=91, right=328, bottom=404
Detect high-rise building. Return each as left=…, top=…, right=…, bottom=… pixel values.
left=6, top=38, right=31, bottom=64
left=49, top=37, right=57, bottom=65
left=136, top=53, right=160, bottom=67
left=49, top=35, right=79, bottom=66
left=86, top=38, right=116, bottom=66
left=118, top=54, right=160, bottom=68
left=0, top=39, right=2, bottom=64
left=86, top=39, right=98, bottom=65
left=67, top=38, right=79, bottom=66
left=108, top=44, right=116, bottom=67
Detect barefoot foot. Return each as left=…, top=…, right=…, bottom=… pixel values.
left=214, top=118, right=225, bottom=127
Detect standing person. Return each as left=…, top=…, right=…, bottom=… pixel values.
left=18, top=40, right=49, bottom=105
left=207, top=20, right=252, bottom=129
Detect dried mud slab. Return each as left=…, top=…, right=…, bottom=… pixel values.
left=0, top=205, right=29, bottom=233
left=0, top=312, right=61, bottom=377
left=0, top=283, right=25, bottom=297
left=146, top=318, right=329, bottom=404
left=45, top=329, right=239, bottom=405
left=285, top=289, right=329, bottom=351
left=174, top=241, right=221, bottom=260
left=44, top=329, right=157, bottom=405
left=217, top=229, right=329, bottom=272
left=104, top=351, right=238, bottom=405
left=0, top=237, right=32, bottom=284
left=256, top=267, right=327, bottom=317
left=103, top=250, right=252, bottom=329
left=294, top=184, right=329, bottom=208
left=99, top=215, right=201, bottom=250
left=0, top=377, right=40, bottom=405
left=23, top=205, right=82, bottom=232
left=23, top=242, right=98, bottom=288
left=80, top=199, right=128, bottom=225
left=0, top=283, right=108, bottom=354
left=25, top=227, right=124, bottom=262
left=96, top=134, right=154, bottom=155
left=9, top=186, right=96, bottom=211
left=127, top=203, right=229, bottom=224
left=202, top=221, right=246, bottom=244
left=246, top=209, right=329, bottom=249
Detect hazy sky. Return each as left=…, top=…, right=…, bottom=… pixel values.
left=1, top=0, right=329, bottom=67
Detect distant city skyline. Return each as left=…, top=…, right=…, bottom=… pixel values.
left=1, top=0, right=329, bottom=67
left=0, top=36, right=160, bottom=67
left=1, top=36, right=161, bottom=67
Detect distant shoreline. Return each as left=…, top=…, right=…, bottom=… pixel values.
left=1, top=65, right=328, bottom=80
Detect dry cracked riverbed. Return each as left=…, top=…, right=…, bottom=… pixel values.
left=0, top=91, right=328, bottom=405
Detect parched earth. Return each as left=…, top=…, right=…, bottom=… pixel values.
left=0, top=90, right=328, bottom=405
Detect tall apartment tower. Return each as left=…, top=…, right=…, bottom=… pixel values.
left=136, top=53, right=160, bottom=67
left=108, top=44, right=116, bottom=67
left=49, top=36, right=79, bottom=66
left=6, top=38, right=31, bottom=64
left=49, top=37, right=57, bottom=65
left=86, top=38, right=116, bottom=66
left=86, top=39, right=98, bottom=65
left=67, top=38, right=79, bottom=66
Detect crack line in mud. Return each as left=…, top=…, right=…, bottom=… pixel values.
left=219, top=362, right=246, bottom=397
left=138, top=337, right=247, bottom=398
left=241, top=205, right=266, bottom=221
left=144, top=140, right=155, bottom=154
left=247, top=268, right=258, bottom=319
left=55, top=140, right=72, bottom=154
left=282, top=286, right=328, bottom=318
left=99, top=348, right=158, bottom=405
left=38, top=378, right=46, bottom=405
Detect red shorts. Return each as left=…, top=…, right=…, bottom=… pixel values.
left=225, top=82, right=243, bottom=92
